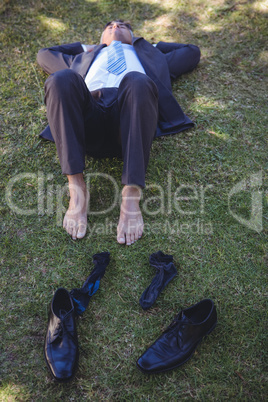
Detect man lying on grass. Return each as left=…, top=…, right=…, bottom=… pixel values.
left=37, top=19, right=200, bottom=245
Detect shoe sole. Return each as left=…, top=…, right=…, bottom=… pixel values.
left=136, top=321, right=217, bottom=374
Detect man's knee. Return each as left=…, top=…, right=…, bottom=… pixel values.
left=45, top=69, right=81, bottom=96
left=120, top=72, right=158, bottom=99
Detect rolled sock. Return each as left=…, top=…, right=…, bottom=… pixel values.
left=70, top=252, right=110, bottom=315
left=139, top=251, right=177, bottom=310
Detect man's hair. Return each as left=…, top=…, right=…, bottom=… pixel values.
left=104, top=20, right=133, bottom=32
left=100, top=19, right=134, bottom=43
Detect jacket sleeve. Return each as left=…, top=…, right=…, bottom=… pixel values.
left=156, top=41, right=201, bottom=79
left=36, top=42, right=85, bottom=75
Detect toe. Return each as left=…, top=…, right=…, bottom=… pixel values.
left=117, top=225, right=126, bottom=244
left=67, top=219, right=77, bottom=240
left=117, top=233, right=126, bottom=244
left=71, top=227, right=77, bottom=240
left=77, top=222, right=87, bottom=239
left=126, top=233, right=132, bottom=246
left=134, top=229, right=139, bottom=242
left=65, top=220, right=72, bottom=236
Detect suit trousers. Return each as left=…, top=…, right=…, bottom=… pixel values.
left=44, top=69, right=159, bottom=188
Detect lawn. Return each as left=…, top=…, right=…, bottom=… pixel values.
left=0, top=0, right=267, bottom=400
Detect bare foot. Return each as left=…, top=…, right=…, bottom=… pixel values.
left=63, top=173, right=89, bottom=240
left=117, top=185, right=144, bottom=245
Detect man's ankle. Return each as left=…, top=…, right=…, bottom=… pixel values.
left=122, top=185, right=142, bottom=199
left=67, top=173, right=86, bottom=190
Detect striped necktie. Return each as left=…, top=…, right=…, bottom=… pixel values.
left=107, top=41, right=127, bottom=75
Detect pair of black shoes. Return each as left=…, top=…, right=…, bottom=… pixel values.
left=44, top=291, right=217, bottom=380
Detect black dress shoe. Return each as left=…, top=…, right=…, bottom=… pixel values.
left=136, top=299, right=217, bottom=374
left=44, top=288, right=79, bottom=382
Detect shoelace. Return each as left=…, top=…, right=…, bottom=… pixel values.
left=52, top=309, right=79, bottom=346
left=164, top=315, right=192, bottom=334
left=163, top=314, right=195, bottom=349
left=54, top=320, right=78, bottom=346
left=53, top=315, right=88, bottom=355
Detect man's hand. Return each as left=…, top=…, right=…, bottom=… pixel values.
left=84, top=45, right=96, bottom=52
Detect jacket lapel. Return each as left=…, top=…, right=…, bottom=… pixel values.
left=133, top=38, right=193, bottom=134
left=70, top=44, right=106, bottom=78
left=133, top=37, right=172, bottom=92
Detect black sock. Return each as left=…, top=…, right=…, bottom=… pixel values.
left=70, top=252, right=110, bottom=315
left=139, top=251, right=177, bottom=310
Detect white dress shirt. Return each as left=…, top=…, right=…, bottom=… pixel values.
left=83, top=42, right=146, bottom=92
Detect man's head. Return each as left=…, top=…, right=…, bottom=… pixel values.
left=101, top=20, right=133, bottom=46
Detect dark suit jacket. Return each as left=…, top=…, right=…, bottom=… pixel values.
left=37, top=37, right=200, bottom=141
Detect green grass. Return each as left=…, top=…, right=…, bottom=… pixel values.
left=0, top=0, right=267, bottom=400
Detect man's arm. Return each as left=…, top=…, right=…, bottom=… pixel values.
left=36, top=42, right=85, bottom=75
left=156, top=42, right=201, bottom=79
